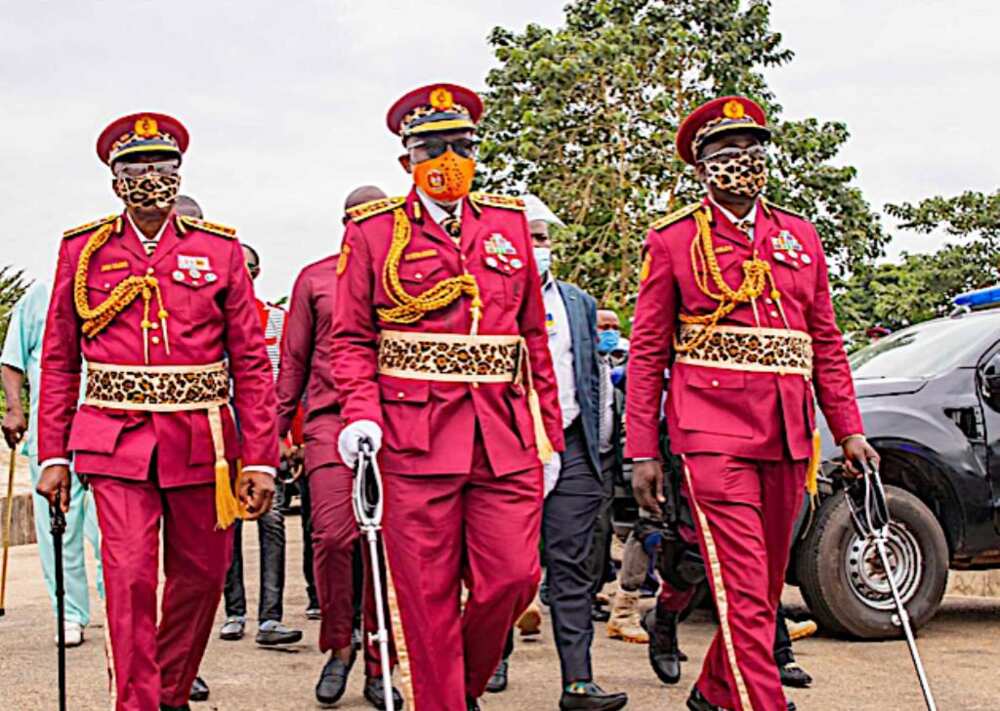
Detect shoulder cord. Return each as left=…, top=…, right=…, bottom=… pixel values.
left=378, top=208, right=483, bottom=335
left=675, top=207, right=786, bottom=353
left=73, top=222, right=170, bottom=364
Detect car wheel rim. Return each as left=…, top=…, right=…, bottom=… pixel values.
left=845, top=521, right=923, bottom=612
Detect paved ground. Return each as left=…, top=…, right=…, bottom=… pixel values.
left=2, top=517, right=1000, bottom=710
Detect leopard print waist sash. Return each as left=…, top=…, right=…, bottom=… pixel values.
left=84, top=361, right=230, bottom=411
left=674, top=325, right=813, bottom=376
left=377, top=330, right=523, bottom=383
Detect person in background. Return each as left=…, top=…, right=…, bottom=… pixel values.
left=277, top=185, right=402, bottom=709
left=218, top=244, right=304, bottom=649
left=2, top=281, right=104, bottom=648
left=525, top=194, right=628, bottom=711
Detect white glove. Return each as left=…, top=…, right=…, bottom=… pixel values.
left=338, top=420, right=383, bottom=468
left=543, top=451, right=562, bottom=498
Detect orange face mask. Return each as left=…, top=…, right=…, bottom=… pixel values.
left=412, top=150, right=476, bottom=203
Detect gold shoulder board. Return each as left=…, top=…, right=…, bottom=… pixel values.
left=346, top=196, right=406, bottom=224
left=650, top=202, right=702, bottom=231
left=177, top=215, right=237, bottom=239
left=469, top=192, right=526, bottom=211
left=63, top=214, right=118, bottom=239
left=762, top=198, right=806, bottom=220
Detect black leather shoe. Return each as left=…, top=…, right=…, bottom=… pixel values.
left=642, top=607, right=682, bottom=685
left=256, top=621, right=304, bottom=646
left=189, top=675, right=209, bottom=702
left=687, top=688, right=728, bottom=711
left=779, top=661, right=813, bottom=689
left=590, top=600, right=611, bottom=623
left=364, top=676, right=404, bottom=709
left=559, top=682, right=628, bottom=711
left=160, top=705, right=191, bottom=711
left=466, top=697, right=481, bottom=711
left=316, top=653, right=355, bottom=705
left=485, top=659, right=508, bottom=693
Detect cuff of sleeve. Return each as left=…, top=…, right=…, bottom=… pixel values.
left=837, top=433, right=867, bottom=446
left=39, top=457, right=71, bottom=472
left=242, top=465, right=277, bottom=477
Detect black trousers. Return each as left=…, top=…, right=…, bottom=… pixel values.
left=543, top=418, right=605, bottom=685
left=224, top=481, right=287, bottom=621
left=298, top=477, right=319, bottom=608
left=585, top=451, right=616, bottom=597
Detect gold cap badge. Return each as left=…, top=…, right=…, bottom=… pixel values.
left=134, top=116, right=159, bottom=138
left=430, top=87, right=454, bottom=111
left=722, top=100, right=745, bottom=120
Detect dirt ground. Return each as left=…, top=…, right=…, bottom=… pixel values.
left=2, top=516, right=999, bottom=710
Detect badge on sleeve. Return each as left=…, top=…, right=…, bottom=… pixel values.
left=337, top=244, right=351, bottom=276
left=640, top=251, right=652, bottom=283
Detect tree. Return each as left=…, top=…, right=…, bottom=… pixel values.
left=0, top=266, right=32, bottom=413
left=479, top=0, right=886, bottom=315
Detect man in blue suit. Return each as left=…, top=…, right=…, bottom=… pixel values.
left=525, top=195, right=628, bottom=711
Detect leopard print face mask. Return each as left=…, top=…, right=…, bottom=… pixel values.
left=113, top=172, right=181, bottom=210
left=702, top=147, right=767, bottom=199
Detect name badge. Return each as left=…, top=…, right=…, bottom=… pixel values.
left=178, top=254, right=211, bottom=271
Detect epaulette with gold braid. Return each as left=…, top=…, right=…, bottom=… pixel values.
left=176, top=215, right=237, bottom=239
left=650, top=202, right=702, bottom=231
left=761, top=198, right=807, bottom=220
left=64, top=214, right=118, bottom=239
left=347, top=196, right=406, bottom=224
left=469, top=192, right=525, bottom=211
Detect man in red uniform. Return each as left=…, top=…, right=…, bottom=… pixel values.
left=277, top=185, right=402, bottom=709
left=35, top=112, right=278, bottom=711
left=331, top=83, right=563, bottom=711
left=626, top=96, right=877, bottom=711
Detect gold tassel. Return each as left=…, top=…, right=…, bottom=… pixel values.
left=805, top=428, right=821, bottom=508
left=207, top=407, right=241, bottom=529
left=528, top=387, right=554, bottom=464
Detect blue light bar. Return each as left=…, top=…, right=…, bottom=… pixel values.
left=953, top=285, right=1000, bottom=309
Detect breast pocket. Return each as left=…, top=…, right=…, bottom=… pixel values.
left=676, top=368, right=753, bottom=438
left=170, top=271, right=223, bottom=322
left=378, top=376, right=431, bottom=453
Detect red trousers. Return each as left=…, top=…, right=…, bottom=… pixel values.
left=91, top=477, right=233, bottom=710
left=382, top=438, right=542, bottom=710
left=308, top=463, right=394, bottom=677
left=682, top=453, right=805, bottom=711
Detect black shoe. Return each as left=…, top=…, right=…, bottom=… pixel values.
left=485, top=659, right=508, bottom=693
left=779, top=661, right=813, bottom=689
left=189, top=676, right=209, bottom=702
left=316, top=653, right=355, bottom=705
left=686, top=688, right=728, bottom=711
left=539, top=581, right=550, bottom=607
left=306, top=606, right=322, bottom=620
left=364, top=676, right=404, bottom=710
left=255, top=621, right=304, bottom=646
left=559, top=682, right=628, bottom=711
left=642, top=607, right=682, bottom=685
left=466, top=697, right=481, bottom=711
left=160, top=705, right=191, bottom=711
left=590, top=600, right=610, bottom=623
left=787, top=703, right=797, bottom=711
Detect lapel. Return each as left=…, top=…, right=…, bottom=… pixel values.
left=151, top=214, right=184, bottom=268
left=704, top=199, right=753, bottom=251
left=408, top=188, right=459, bottom=252
left=460, top=196, right=488, bottom=257
left=118, top=212, right=152, bottom=263
left=556, top=280, right=581, bottom=350
left=754, top=201, right=781, bottom=257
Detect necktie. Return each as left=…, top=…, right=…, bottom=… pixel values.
left=141, top=238, right=159, bottom=256
left=736, top=219, right=754, bottom=242
left=440, top=216, right=462, bottom=245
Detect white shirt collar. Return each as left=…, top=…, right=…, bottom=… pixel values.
left=126, top=211, right=170, bottom=243
left=416, top=187, right=464, bottom=226
left=708, top=196, right=757, bottom=229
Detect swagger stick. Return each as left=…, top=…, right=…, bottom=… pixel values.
left=0, top=447, right=17, bottom=617
left=51, top=503, right=68, bottom=711
left=353, top=439, right=395, bottom=711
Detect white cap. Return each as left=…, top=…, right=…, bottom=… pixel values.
left=521, top=193, right=565, bottom=227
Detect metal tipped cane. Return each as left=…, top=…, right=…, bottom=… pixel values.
left=352, top=439, right=395, bottom=711
left=0, top=447, right=16, bottom=617
left=845, top=460, right=937, bottom=711
left=51, top=502, right=68, bottom=711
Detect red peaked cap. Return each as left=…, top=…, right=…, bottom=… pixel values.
left=96, top=112, right=189, bottom=166
left=386, top=83, right=484, bottom=138
left=675, top=96, right=771, bottom=166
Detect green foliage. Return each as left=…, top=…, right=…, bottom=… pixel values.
left=0, top=266, right=32, bottom=413
left=479, top=0, right=886, bottom=313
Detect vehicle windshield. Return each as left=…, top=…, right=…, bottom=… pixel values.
left=849, top=318, right=987, bottom=379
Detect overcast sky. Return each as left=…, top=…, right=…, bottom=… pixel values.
left=2, top=1, right=996, bottom=299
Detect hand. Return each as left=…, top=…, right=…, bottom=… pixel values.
left=36, top=464, right=71, bottom=513
left=238, top=471, right=276, bottom=520
left=2, top=408, right=26, bottom=450
left=632, top=459, right=665, bottom=516
left=841, top=435, right=879, bottom=479
left=543, top=451, right=562, bottom=498
left=337, top=420, right=383, bottom=468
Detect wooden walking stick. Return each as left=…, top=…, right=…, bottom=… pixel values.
left=0, top=447, right=17, bottom=617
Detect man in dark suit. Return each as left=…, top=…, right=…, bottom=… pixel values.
left=523, top=195, right=628, bottom=711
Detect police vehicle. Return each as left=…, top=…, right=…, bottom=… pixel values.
left=794, top=285, right=1000, bottom=639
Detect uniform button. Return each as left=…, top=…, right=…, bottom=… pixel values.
left=151, top=336, right=161, bottom=345
left=765, top=298, right=773, bottom=305
left=711, top=379, right=719, bottom=387
left=103, top=282, right=111, bottom=289
left=801, top=254, right=813, bottom=265
left=397, top=392, right=405, bottom=399
left=460, top=255, right=466, bottom=261
left=150, top=323, right=159, bottom=330
left=770, top=310, right=779, bottom=318
left=146, top=267, right=155, bottom=275
left=414, top=273, right=423, bottom=280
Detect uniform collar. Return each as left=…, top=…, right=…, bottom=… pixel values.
left=708, top=195, right=757, bottom=228
left=415, top=187, right=464, bottom=226
left=125, top=210, right=170, bottom=243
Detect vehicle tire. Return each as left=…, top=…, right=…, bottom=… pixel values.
left=796, top=486, right=948, bottom=640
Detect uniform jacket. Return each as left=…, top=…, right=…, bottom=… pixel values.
left=276, top=255, right=342, bottom=472
left=625, top=198, right=863, bottom=462
left=553, top=280, right=602, bottom=474
left=38, top=211, right=279, bottom=487
left=331, top=188, right=564, bottom=477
